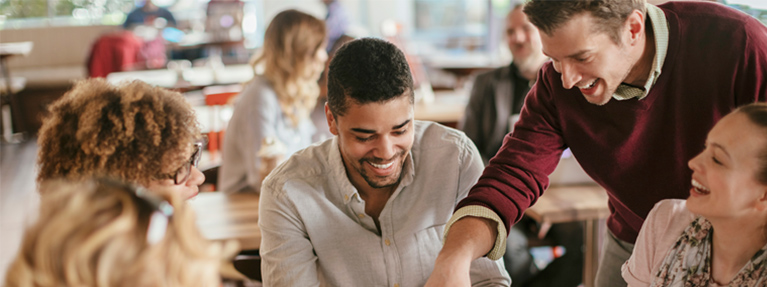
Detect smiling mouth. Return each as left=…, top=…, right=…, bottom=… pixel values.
left=691, top=178, right=711, bottom=195
left=578, top=79, right=598, bottom=90
left=369, top=161, right=394, bottom=169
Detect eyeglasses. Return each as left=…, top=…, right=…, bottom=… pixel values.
left=172, top=141, right=203, bottom=185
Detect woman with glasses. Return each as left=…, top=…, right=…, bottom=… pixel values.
left=4, top=177, right=225, bottom=286
left=219, top=9, right=328, bottom=193
left=36, top=78, right=205, bottom=199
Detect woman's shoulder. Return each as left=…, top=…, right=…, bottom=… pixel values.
left=646, top=199, right=696, bottom=237
left=238, top=76, right=278, bottom=105
left=651, top=199, right=692, bottom=217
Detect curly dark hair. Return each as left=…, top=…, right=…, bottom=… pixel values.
left=524, top=0, right=645, bottom=44
left=36, top=78, right=201, bottom=185
left=326, top=37, right=414, bottom=117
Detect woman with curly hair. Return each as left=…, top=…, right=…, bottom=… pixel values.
left=219, top=9, right=327, bottom=193
left=37, top=78, right=205, bottom=199
left=4, top=177, right=225, bottom=287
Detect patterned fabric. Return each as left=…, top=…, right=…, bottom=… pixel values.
left=651, top=217, right=767, bottom=286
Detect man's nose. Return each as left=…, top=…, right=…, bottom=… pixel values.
left=374, top=136, right=396, bottom=160
left=559, top=62, right=582, bottom=89
left=510, top=30, right=526, bottom=44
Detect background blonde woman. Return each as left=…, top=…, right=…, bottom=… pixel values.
left=37, top=78, right=205, bottom=199
left=219, top=9, right=327, bottom=193
left=4, top=177, right=223, bottom=287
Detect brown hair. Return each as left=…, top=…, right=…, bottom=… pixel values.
left=734, top=103, right=767, bottom=185
left=36, top=78, right=201, bottom=186
left=4, top=177, right=222, bottom=287
left=523, top=0, right=645, bottom=44
left=251, top=9, right=327, bottom=126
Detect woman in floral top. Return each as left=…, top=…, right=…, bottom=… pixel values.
left=622, top=103, right=767, bottom=287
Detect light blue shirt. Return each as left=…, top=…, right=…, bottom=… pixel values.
left=259, top=121, right=510, bottom=287
left=219, top=76, right=316, bottom=193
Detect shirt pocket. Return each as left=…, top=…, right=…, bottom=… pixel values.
left=416, top=223, right=447, bottom=280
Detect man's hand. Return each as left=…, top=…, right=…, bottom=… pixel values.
left=424, top=216, right=498, bottom=287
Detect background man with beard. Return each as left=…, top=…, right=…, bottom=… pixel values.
left=427, top=0, right=767, bottom=286
left=258, top=38, right=510, bottom=287
left=460, top=5, right=582, bottom=287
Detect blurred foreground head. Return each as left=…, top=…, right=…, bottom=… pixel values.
left=4, top=177, right=223, bottom=287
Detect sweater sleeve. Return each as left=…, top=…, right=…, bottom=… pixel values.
left=455, top=64, right=566, bottom=238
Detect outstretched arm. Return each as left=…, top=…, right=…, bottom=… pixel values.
left=425, top=217, right=498, bottom=287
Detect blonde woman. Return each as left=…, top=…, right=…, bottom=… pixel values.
left=37, top=78, right=205, bottom=199
left=623, top=103, right=767, bottom=286
left=219, top=9, right=327, bottom=193
left=4, top=177, right=223, bottom=287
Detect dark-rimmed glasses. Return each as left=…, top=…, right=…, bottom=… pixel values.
left=172, top=141, right=203, bottom=185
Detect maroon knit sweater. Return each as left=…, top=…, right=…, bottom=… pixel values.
left=457, top=2, right=767, bottom=244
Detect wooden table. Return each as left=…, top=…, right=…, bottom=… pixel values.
left=525, top=184, right=609, bottom=287
left=188, top=192, right=260, bottom=251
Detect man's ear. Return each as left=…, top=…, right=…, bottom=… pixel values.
left=626, top=9, right=645, bottom=45
left=325, top=103, right=339, bottom=136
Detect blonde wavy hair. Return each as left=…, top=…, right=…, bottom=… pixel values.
left=251, top=9, right=326, bottom=126
left=36, top=78, right=201, bottom=186
left=4, top=177, right=223, bottom=287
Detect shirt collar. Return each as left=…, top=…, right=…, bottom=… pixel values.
left=327, top=136, right=415, bottom=205
left=613, top=3, right=669, bottom=101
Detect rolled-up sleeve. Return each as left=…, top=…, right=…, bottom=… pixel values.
left=457, top=133, right=512, bottom=286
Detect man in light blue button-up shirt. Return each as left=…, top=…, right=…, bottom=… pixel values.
left=259, top=38, right=510, bottom=287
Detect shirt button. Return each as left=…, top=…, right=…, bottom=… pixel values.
left=394, top=284, right=399, bottom=287
left=344, top=195, right=349, bottom=201
left=358, top=213, right=365, bottom=218
left=385, top=239, right=391, bottom=246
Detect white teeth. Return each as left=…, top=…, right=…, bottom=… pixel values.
left=691, top=179, right=710, bottom=193
left=578, top=79, right=597, bottom=89
left=369, top=161, right=394, bottom=169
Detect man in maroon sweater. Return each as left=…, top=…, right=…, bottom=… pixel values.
left=426, top=1, right=767, bottom=286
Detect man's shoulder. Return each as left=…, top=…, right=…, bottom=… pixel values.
left=475, top=65, right=511, bottom=83
left=262, top=140, right=331, bottom=193
left=660, top=1, right=759, bottom=27
left=414, top=121, right=471, bottom=150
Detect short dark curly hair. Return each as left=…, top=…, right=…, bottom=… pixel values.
left=37, top=79, right=201, bottom=186
left=326, top=37, right=414, bottom=117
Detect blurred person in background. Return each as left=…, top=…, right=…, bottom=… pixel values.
left=123, top=0, right=176, bottom=29
left=321, top=0, right=350, bottom=54
left=4, top=177, right=223, bottom=287
left=37, top=79, right=205, bottom=200
left=460, top=4, right=582, bottom=287
left=219, top=9, right=327, bottom=193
